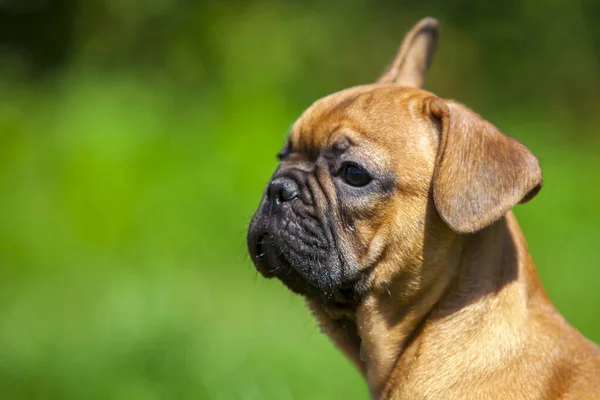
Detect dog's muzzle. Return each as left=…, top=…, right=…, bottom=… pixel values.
left=248, top=175, right=300, bottom=276
left=247, top=169, right=339, bottom=293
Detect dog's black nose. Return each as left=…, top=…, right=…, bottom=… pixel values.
left=267, top=177, right=299, bottom=203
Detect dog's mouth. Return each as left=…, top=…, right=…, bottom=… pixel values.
left=250, top=231, right=329, bottom=296
left=253, top=232, right=300, bottom=280
left=249, top=228, right=365, bottom=311
left=255, top=233, right=267, bottom=264
left=253, top=232, right=279, bottom=277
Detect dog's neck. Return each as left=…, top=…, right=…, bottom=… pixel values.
left=350, top=212, right=548, bottom=398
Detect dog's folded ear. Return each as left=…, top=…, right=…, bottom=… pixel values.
left=426, top=98, right=542, bottom=233
left=378, top=17, right=439, bottom=88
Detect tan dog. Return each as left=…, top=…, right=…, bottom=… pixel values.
left=247, top=18, right=600, bottom=399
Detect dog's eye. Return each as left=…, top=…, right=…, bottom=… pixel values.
left=342, top=164, right=372, bottom=187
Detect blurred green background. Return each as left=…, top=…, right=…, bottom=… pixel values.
left=0, top=0, right=599, bottom=399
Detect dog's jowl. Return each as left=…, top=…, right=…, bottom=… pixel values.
left=247, top=17, right=600, bottom=400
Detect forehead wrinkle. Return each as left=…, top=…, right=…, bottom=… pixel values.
left=290, top=85, right=435, bottom=163
left=293, top=102, right=363, bottom=158
left=354, top=141, right=390, bottom=174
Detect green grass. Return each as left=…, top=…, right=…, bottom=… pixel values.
left=0, top=70, right=598, bottom=399
left=0, top=266, right=367, bottom=399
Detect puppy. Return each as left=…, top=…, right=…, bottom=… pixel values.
left=247, top=18, right=600, bottom=399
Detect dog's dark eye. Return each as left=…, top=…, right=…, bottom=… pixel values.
left=342, top=164, right=372, bottom=187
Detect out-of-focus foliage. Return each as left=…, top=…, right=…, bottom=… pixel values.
left=0, top=0, right=598, bottom=399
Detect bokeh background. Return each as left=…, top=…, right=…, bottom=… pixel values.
left=0, top=0, right=599, bottom=399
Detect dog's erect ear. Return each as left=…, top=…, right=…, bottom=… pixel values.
left=377, top=17, right=439, bottom=88
left=426, top=98, right=542, bottom=233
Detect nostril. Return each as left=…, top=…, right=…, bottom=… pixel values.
left=268, top=178, right=299, bottom=203
left=280, top=181, right=298, bottom=201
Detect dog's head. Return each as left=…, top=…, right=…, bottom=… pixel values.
left=247, top=18, right=542, bottom=308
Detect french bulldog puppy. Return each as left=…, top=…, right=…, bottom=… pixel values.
left=247, top=18, right=600, bottom=400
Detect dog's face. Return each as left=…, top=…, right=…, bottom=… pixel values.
left=247, top=19, right=542, bottom=308
left=247, top=85, right=438, bottom=300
